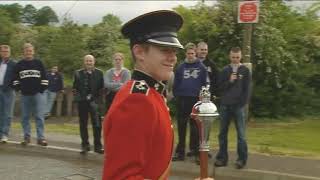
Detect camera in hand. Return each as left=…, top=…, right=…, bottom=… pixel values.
left=86, top=94, right=93, bottom=101
left=231, top=64, right=240, bottom=82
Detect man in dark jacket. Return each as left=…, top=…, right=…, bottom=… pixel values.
left=196, top=41, right=220, bottom=159
left=0, top=45, right=16, bottom=143
left=196, top=42, right=219, bottom=99
left=44, top=65, right=64, bottom=119
left=73, top=54, right=104, bottom=154
left=12, top=43, right=48, bottom=146
left=215, top=47, right=251, bottom=169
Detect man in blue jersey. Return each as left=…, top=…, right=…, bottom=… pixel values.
left=172, top=43, right=207, bottom=162
left=12, top=43, right=48, bottom=146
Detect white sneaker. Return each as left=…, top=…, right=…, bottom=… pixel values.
left=1, top=136, right=8, bottom=143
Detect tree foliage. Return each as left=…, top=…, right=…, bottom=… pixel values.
left=21, top=4, right=37, bottom=25
left=86, top=14, right=127, bottom=70
left=0, top=3, right=23, bottom=23
left=1, top=2, right=319, bottom=117
left=46, top=19, right=87, bottom=77
left=175, top=1, right=320, bottom=117
left=34, top=6, right=59, bottom=26
left=0, top=9, right=15, bottom=44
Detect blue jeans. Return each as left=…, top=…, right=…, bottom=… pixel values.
left=0, top=87, right=15, bottom=137
left=44, top=90, right=57, bottom=115
left=216, top=104, right=248, bottom=163
left=21, top=93, right=46, bottom=139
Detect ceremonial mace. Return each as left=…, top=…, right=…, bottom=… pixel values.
left=191, top=85, right=219, bottom=178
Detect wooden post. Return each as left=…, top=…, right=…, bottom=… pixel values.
left=242, top=23, right=253, bottom=122
left=55, top=92, right=63, bottom=117
left=199, top=151, right=209, bottom=178
left=239, top=0, right=259, bottom=122
left=242, top=24, right=252, bottom=64
left=66, top=88, right=74, bottom=117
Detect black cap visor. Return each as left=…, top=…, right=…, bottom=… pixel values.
left=147, top=36, right=183, bottom=49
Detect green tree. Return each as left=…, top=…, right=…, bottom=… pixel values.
left=9, top=25, right=38, bottom=59
left=174, top=1, right=320, bottom=117
left=0, top=3, right=23, bottom=23
left=0, top=9, right=15, bottom=44
left=46, top=19, right=87, bottom=78
left=34, top=6, right=59, bottom=26
left=21, top=4, right=37, bottom=25
left=86, top=14, right=125, bottom=70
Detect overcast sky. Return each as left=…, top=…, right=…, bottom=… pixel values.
left=0, top=1, right=216, bottom=25
left=0, top=1, right=315, bottom=25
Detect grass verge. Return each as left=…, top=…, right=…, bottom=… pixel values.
left=11, top=116, right=320, bottom=158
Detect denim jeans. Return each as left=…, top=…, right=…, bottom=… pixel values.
left=21, top=93, right=46, bottom=139
left=216, top=104, right=248, bottom=163
left=0, top=87, right=15, bottom=137
left=44, top=90, right=57, bottom=115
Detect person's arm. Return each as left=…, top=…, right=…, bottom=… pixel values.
left=210, top=61, right=219, bottom=95
left=72, top=70, right=79, bottom=95
left=98, top=70, right=104, bottom=96
left=172, top=65, right=182, bottom=97
left=200, top=64, right=208, bottom=87
left=39, top=61, right=48, bottom=93
left=104, top=69, right=123, bottom=91
left=11, top=62, right=20, bottom=91
left=103, top=94, right=157, bottom=179
left=217, top=67, right=234, bottom=93
left=121, top=69, right=131, bottom=84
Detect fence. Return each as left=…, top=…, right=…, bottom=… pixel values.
left=13, top=88, right=107, bottom=117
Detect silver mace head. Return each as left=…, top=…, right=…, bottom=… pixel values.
left=191, top=85, right=219, bottom=151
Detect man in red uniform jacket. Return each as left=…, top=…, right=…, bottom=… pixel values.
left=102, top=10, right=184, bottom=180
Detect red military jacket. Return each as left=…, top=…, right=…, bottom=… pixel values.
left=103, top=70, right=173, bottom=180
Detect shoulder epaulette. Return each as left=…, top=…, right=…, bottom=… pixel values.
left=130, top=80, right=150, bottom=95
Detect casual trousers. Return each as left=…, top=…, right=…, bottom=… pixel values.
left=175, top=96, right=199, bottom=155
left=216, top=104, right=248, bottom=163
left=0, top=87, right=15, bottom=137
left=105, top=91, right=116, bottom=114
left=78, top=100, right=102, bottom=149
left=44, top=90, right=57, bottom=115
left=21, top=93, right=46, bottom=139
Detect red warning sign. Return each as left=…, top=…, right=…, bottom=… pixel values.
left=238, top=1, right=259, bottom=23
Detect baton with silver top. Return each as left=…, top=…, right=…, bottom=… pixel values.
left=191, top=85, right=219, bottom=179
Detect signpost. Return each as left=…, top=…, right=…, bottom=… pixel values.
left=238, top=1, right=259, bottom=23
left=238, top=1, right=259, bottom=121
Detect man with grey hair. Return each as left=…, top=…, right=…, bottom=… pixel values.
left=12, top=43, right=48, bottom=146
left=0, top=45, right=16, bottom=143
left=72, top=54, right=104, bottom=154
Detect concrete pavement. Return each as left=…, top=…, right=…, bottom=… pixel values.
left=1, top=119, right=319, bottom=180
